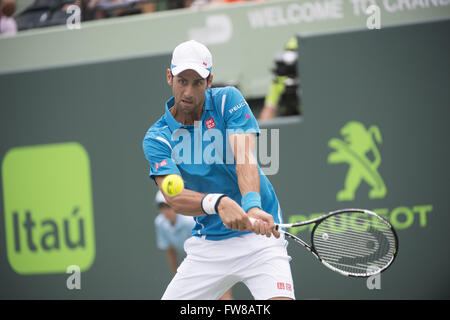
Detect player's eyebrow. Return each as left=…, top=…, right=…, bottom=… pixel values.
left=178, top=75, right=204, bottom=83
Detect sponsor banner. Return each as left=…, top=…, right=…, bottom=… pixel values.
left=2, top=143, right=95, bottom=275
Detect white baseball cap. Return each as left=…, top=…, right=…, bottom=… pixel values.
left=170, top=40, right=213, bottom=79
left=155, top=190, right=167, bottom=205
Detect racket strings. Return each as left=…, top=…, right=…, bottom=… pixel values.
left=312, top=213, right=396, bottom=276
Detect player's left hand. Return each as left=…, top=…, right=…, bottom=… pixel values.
left=247, top=208, right=280, bottom=238
left=217, top=196, right=252, bottom=232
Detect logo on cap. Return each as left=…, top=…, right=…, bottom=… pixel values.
left=171, top=40, right=213, bottom=79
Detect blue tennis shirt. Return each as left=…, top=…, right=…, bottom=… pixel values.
left=143, top=86, right=283, bottom=240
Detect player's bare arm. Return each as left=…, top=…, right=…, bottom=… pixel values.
left=155, top=175, right=251, bottom=232
left=155, top=176, right=203, bottom=215
left=229, top=133, right=280, bottom=238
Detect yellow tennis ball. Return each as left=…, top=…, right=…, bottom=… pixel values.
left=162, top=174, right=184, bottom=196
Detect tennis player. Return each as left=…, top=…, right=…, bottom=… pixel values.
left=142, top=40, right=295, bottom=300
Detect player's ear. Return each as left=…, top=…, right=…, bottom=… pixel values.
left=167, top=69, right=173, bottom=86
left=206, top=73, right=213, bottom=89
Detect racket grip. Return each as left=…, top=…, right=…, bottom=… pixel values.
left=248, top=217, right=280, bottom=231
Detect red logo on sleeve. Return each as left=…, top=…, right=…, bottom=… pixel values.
left=206, top=117, right=216, bottom=129
left=154, top=159, right=168, bottom=171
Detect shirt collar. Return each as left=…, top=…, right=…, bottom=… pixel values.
left=164, top=90, right=213, bottom=131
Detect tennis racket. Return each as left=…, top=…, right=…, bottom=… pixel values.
left=250, top=208, right=398, bottom=277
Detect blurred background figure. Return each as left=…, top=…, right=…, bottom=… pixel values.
left=165, top=0, right=193, bottom=9
left=259, top=37, right=301, bottom=121
left=14, top=0, right=158, bottom=30
left=153, top=190, right=233, bottom=300
left=11, top=0, right=262, bottom=32
left=0, top=0, right=18, bottom=35
left=86, top=0, right=156, bottom=20
left=154, top=190, right=195, bottom=275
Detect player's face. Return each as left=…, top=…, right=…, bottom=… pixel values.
left=167, top=69, right=213, bottom=117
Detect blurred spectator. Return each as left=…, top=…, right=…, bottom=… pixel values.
left=259, top=37, right=301, bottom=120
left=166, top=0, right=193, bottom=9
left=14, top=0, right=156, bottom=29
left=154, top=190, right=195, bottom=275
left=136, top=0, right=156, bottom=14
left=0, top=0, right=18, bottom=35
left=11, top=0, right=263, bottom=32
left=86, top=0, right=156, bottom=19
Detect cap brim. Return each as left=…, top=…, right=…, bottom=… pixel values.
left=155, top=191, right=167, bottom=205
left=172, top=63, right=210, bottom=79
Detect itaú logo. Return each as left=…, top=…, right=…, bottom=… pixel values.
left=2, top=142, right=95, bottom=275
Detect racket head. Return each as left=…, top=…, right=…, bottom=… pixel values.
left=310, top=209, right=398, bottom=277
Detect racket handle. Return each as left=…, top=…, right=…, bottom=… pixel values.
left=248, top=217, right=281, bottom=231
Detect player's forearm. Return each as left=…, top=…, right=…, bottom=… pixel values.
left=155, top=176, right=206, bottom=216
left=230, top=133, right=260, bottom=195
left=236, top=161, right=260, bottom=196
left=165, top=189, right=206, bottom=216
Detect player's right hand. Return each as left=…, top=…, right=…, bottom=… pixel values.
left=247, top=207, right=280, bottom=238
left=217, top=197, right=252, bottom=232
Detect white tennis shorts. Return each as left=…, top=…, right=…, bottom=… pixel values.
left=161, top=232, right=295, bottom=300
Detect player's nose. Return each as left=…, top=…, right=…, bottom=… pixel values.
left=183, top=84, right=194, bottom=98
